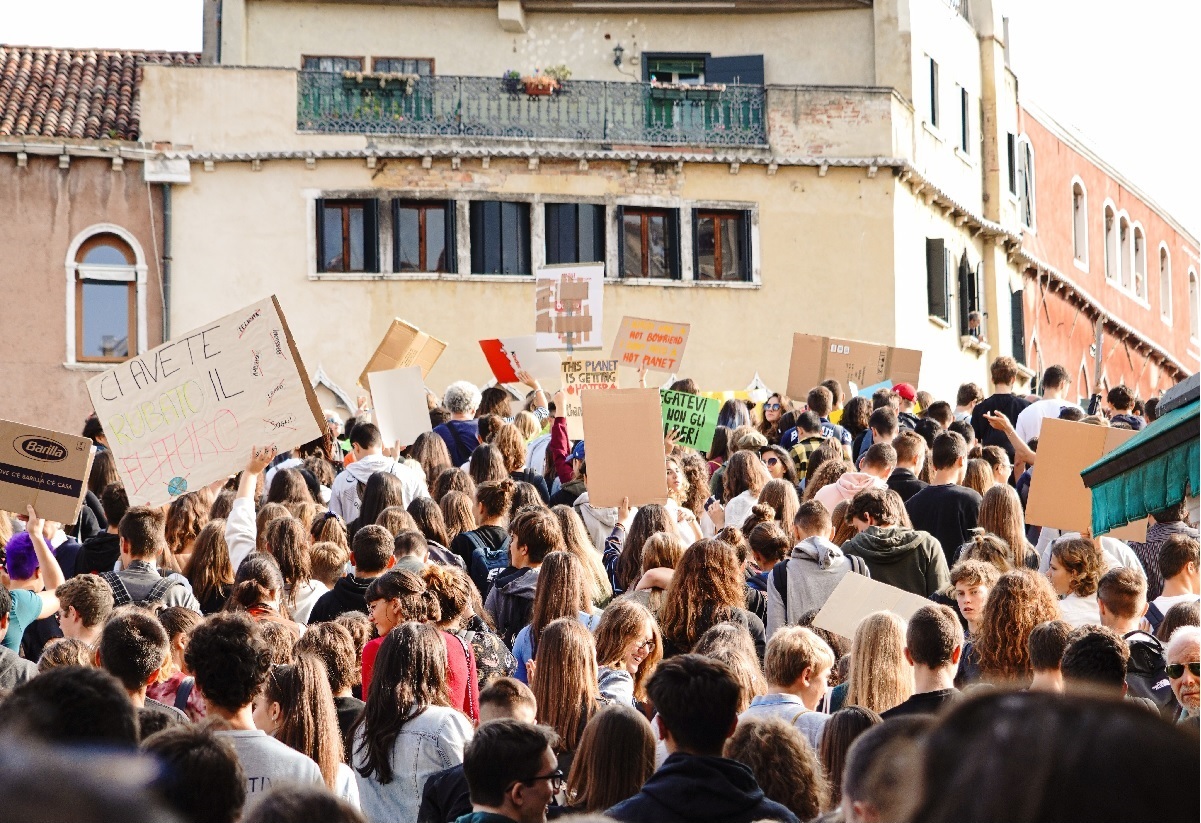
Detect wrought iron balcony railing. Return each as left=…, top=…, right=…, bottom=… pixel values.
left=297, top=72, right=768, bottom=148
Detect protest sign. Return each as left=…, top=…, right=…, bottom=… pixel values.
left=561, top=358, right=620, bottom=440
left=368, top=366, right=433, bottom=449
left=1026, top=418, right=1147, bottom=540
left=660, top=389, right=719, bottom=452
left=786, top=333, right=922, bottom=401
left=87, top=296, right=324, bottom=508
left=812, top=573, right=932, bottom=641
left=479, top=336, right=562, bottom=384
left=535, top=263, right=604, bottom=352
left=611, top=316, right=690, bottom=373
left=0, top=420, right=94, bottom=524
left=858, top=379, right=893, bottom=397
left=360, top=319, right=446, bottom=389
left=581, top=388, right=668, bottom=508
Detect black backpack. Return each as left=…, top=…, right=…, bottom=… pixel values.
left=771, top=553, right=869, bottom=626
left=1124, top=631, right=1178, bottom=719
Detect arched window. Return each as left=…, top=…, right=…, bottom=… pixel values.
left=1118, top=215, right=1131, bottom=290
left=1071, top=180, right=1087, bottom=265
left=1132, top=225, right=1146, bottom=300
left=1103, top=204, right=1117, bottom=282
left=66, top=226, right=147, bottom=364
left=1190, top=268, right=1199, bottom=341
left=1159, top=244, right=1172, bottom=323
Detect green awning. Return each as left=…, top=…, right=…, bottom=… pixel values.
left=1081, top=398, right=1200, bottom=535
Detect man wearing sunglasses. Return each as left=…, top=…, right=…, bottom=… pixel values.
left=458, top=719, right=561, bottom=823
left=1165, top=626, right=1200, bottom=722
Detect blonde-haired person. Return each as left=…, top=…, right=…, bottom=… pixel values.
left=740, top=626, right=834, bottom=751
left=1047, top=537, right=1108, bottom=628
left=826, top=611, right=913, bottom=714
left=626, top=531, right=687, bottom=616
left=552, top=504, right=613, bottom=609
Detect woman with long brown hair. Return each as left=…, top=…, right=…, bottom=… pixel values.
left=963, top=458, right=995, bottom=497
left=407, top=497, right=463, bottom=568
left=818, top=706, right=881, bottom=810
left=184, top=519, right=235, bottom=615
left=720, top=451, right=771, bottom=531
left=756, top=478, right=800, bottom=531
left=432, top=467, right=475, bottom=503
left=468, top=444, right=508, bottom=487
left=493, top=423, right=551, bottom=502
left=439, top=490, right=478, bottom=544
left=977, top=485, right=1038, bottom=569
left=512, top=552, right=598, bottom=683
left=529, top=617, right=602, bottom=772
left=267, top=467, right=315, bottom=507
left=694, top=621, right=767, bottom=712
left=595, top=598, right=661, bottom=710
left=664, top=456, right=704, bottom=542
left=552, top=505, right=612, bottom=608
left=627, top=531, right=687, bottom=615
left=658, top=538, right=766, bottom=660
left=346, top=472, right=407, bottom=543
left=350, top=622, right=473, bottom=823
left=605, top=503, right=674, bottom=596
left=801, top=459, right=851, bottom=503
left=562, top=705, right=655, bottom=815
left=422, top=563, right=517, bottom=689
left=408, top=431, right=453, bottom=490
left=757, top=392, right=790, bottom=444
left=262, top=516, right=326, bottom=624
left=165, top=489, right=213, bottom=573
left=726, top=716, right=828, bottom=822
left=87, top=449, right=121, bottom=499
left=254, top=653, right=359, bottom=806
left=826, top=611, right=912, bottom=715
left=1046, top=537, right=1107, bottom=628
left=225, top=552, right=298, bottom=628
left=971, top=569, right=1060, bottom=686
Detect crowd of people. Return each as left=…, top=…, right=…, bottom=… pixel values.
left=0, top=355, right=1197, bottom=823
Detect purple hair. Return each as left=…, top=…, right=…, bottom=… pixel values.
left=5, top=532, right=39, bottom=582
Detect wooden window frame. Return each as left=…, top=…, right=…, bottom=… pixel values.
left=694, top=210, right=750, bottom=282
left=74, top=234, right=137, bottom=364
left=393, top=200, right=454, bottom=273
left=301, top=55, right=365, bottom=72
left=620, top=207, right=679, bottom=280
left=371, top=57, right=436, bottom=75
left=317, top=198, right=378, bottom=273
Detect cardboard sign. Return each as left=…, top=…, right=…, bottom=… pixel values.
left=360, top=319, right=446, bottom=389
left=0, top=420, right=94, bottom=524
left=786, top=333, right=922, bottom=401
left=1026, top=418, right=1147, bottom=540
left=479, top=336, right=562, bottom=384
left=368, top=366, right=433, bottom=449
left=661, top=389, right=719, bottom=452
left=87, top=296, right=324, bottom=508
left=812, top=573, right=932, bottom=641
left=535, top=263, right=604, bottom=351
left=581, top=388, right=668, bottom=508
left=561, top=359, right=620, bottom=440
left=611, top=316, right=690, bottom=373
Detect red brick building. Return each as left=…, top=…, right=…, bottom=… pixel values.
left=1013, top=103, right=1198, bottom=403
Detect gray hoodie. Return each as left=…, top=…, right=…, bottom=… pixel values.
left=573, top=491, right=620, bottom=551
left=766, top=537, right=862, bottom=639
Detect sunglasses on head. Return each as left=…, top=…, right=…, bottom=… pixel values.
left=1167, top=662, right=1200, bottom=679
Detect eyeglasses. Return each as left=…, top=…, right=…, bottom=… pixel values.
left=636, top=637, right=656, bottom=651
left=1167, top=662, right=1200, bottom=679
left=764, top=403, right=781, bottom=411
left=516, top=769, right=565, bottom=793
left=762, top=456, right=780, bottom=467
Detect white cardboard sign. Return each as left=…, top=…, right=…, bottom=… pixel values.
left=368, top=366, right=433, bottom=448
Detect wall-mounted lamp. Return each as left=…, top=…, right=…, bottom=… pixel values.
left=612, top=44, right=625, bottom=67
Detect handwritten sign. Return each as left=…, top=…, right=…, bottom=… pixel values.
left=368, top=366, right=433, bottom=449
left=560, top=359, right=620, bottom=440
left=611, top=316, right=690, bottom=373
left=535, top=263, right=604, bottom=352
left=360, top=319, right=446, bottom=389
left=87, top=296, right=324, bottom=508
left=660, top=389, right=719, bottom=452
left=0, top=420, right=94, bottom=524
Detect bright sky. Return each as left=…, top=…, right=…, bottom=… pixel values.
left=5, top=0, right=1198, bottom=235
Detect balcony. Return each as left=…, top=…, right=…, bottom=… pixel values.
left=296, top=71, right=767, bottom=148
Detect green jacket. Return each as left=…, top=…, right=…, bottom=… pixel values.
left=842, top=525, right=950, bottom=597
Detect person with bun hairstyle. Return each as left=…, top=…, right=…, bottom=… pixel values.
left=451, top=478, right=516, bottom=595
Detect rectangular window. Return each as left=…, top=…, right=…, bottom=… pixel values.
left=317, top=199, right=379, bottom=273
left=545, top=203, right=606, bottom=266
left=957, top=254, right=981, bottom=335
left=393, top=200, right=455, bottom=273
left=926, top=238, right=950, bottom=322
left=928, top=58, right=940, bottom=128
left=694, top=210, right=751, bottom=282
left=469, top=201, right=531, bottom=275
left=372, top=57, right=434, bottom=75
left=1006, top=134, right=1017, bottom=194
left=619, top=207, right=680, bottom=279
left=77, top=280, right=135, bottom=362
left=959, top=87, right=970, bottom=152
left=1011, top=289, right=1026, bottom=366
left=302, top=56, right=364, bottom=73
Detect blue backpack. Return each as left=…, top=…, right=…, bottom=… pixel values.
left=462, top=530, right=511, bottom=595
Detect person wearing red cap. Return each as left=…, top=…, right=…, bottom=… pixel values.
left=893, top=383, right=920, bottom=431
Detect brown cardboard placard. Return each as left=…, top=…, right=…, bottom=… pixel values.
left=0, top=420, right=94, bottom=524
left=87, top=296, right=325, bottom=508
left=581, top=388, right=668, bottom=508
left=535, top=263, right=605, bottom=352
left=561, top=358, right=620, bottom=440
left=359, top=319, right=447, bottom=389
left=611, top=316, right=691, bottom=374
left=787, top=333, right=923, bottom=400
left=1025, top=418, right=1147, bottom=540
left=812, top=573, right=932, bottom=641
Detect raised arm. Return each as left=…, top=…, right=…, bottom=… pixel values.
left=226, top=445, right=277, bottom=571
left=983, top=411, right=1036, bottom=466
left=25, top=506, right=64, bottom=619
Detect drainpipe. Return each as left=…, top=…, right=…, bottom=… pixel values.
left=162, top=184, right=172, bottom=341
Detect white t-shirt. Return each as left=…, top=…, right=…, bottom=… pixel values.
left=1015, top=398, right=1082, bottom=443
left=1151, top=593, right=1200, bottom=619
left=215, top=729, right=323, bottom=811
left=1058, top=592, right=1100, bottom=629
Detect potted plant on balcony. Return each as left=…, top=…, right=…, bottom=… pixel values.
left=543, top=64, right=572, bottom=93
left=501, top=69, right=522, bottom=94
left=522, top=69, right=559, bottom=96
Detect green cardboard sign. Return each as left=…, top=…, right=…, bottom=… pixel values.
left=660, top=389, right=719, bottom=452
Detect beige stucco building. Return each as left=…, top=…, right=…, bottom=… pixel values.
left=129, top=0, right=1186, bottom=411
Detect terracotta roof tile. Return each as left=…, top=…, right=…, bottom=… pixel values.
left=0, top=45, right=199, bottom=141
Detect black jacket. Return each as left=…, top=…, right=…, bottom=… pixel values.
left=76, top=532, right=121, bottom=575
left=606, top=754, right=798, bottom=823
left=308, top=574, right=374, bottom=624
left=548, top=479, right=586, bottom=508
left=484, top=566, right=538, bottom=647
left=887, top=468, right=928, bottom=503
left=510, top=470, right=550, bottom=503
left=418, top=764, right=471, bottom=823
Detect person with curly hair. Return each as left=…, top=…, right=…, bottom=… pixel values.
left=970, top=569, right=1060, bottom=686
left=658, top=538, right=766, bottom=661
left=1047, top=537, right=1107, bottom=628
left=185, top=613, right=323, bottom=812
left=725, top=716, right=827, bottom=822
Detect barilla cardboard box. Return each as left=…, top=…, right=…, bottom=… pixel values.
left=0, top=420, right=94, bottom=524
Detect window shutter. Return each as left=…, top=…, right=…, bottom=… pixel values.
left=615, top=205, right=626, bottom=278
left=973, top=262, right=983, bottom=313
left=704, top=55, right=765, bottom=85
left=668, top=209, right=682, bottom=279
left=1006, top=134, right=1017, bottom=194
left=390, top=199, right=400, bottom=273
left=740, top=210, right=753, bottom=281
left=957, top=254, right=972, bottom=334
left=545, top=204, right=563, bottom=265
left=926, top=238, right=948, bottom=321
left=1011, top=289, right=1026, bottom=365
left=362, top=199, right=380, bottom=273
left=583, top=204, right=605, bottom=264
left=691, top=210, right=701, bottom=280
left=443, top=200, right=458, bottom=274
left=315, top=198, right=327, bottom=273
